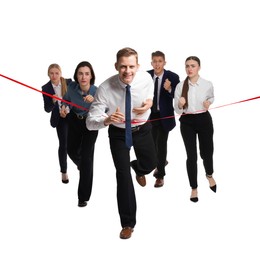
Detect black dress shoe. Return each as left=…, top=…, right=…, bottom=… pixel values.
left=62, top=179, right=69, bottom=184
left=190, top=197, right=199, bottom=203
left=78, top=200, right=87, bottom=207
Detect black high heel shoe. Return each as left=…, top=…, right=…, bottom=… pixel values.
left=190, top=197, right=199, bottom=203
left=190, top=188, right=199, bottom=203
left=62, top=173, right=69, bottom=184
left=206, top=175, right=217, bottom=193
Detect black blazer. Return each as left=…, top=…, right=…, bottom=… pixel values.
left=147, top=70, right=180, bottom=132
left=42, top=79, right=72, bottom=127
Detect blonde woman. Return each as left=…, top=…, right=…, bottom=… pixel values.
left=42, top=64, right=72, bottom=184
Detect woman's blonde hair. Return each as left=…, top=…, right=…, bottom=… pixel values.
left=48, top=63, right=68, bottom=97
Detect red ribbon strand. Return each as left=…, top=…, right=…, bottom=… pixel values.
left=1, top=73, right=259, bottom=123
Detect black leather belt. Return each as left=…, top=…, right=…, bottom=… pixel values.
left=73, top=112, right=87, bottom=120
left=110, top=124, right=143, bottom=132
left=77, top=114, right=86, bottom=120
left=131, top=125, right=141, bottom=132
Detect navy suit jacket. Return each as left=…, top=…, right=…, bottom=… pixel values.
left=147, top=69, right=180, bottom=132
left=42, top=79, right=72, bottom=128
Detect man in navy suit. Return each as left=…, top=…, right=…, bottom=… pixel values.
left=147, top=51, right=180, bottom=187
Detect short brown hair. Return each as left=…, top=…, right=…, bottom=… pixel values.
left=116, top=47, right=138, bottom=63
left=151, top=51, right=165, bottom=60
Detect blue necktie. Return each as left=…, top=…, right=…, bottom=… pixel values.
left=125, top=85, right=132, bottom=149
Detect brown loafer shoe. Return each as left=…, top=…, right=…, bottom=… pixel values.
left=154, top=178, right=164, bottom=188
left=136, top=175, right=146, bottom=187
left=120, top=227, right=134, bottom=239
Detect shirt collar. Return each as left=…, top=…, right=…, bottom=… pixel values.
left=117, top=76, right=130, bottom=89
left=51, top=82, right=61, bottom=88
left=188, top=76, right=201, bottom=87
left=154, top=72, right=164, bottom=81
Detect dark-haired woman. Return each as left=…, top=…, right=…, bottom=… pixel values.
left=42, top=64, right=72, bottom=184
left=60, top=61, right=98, bottom=207
left=174, top=56, right=217, bottom=203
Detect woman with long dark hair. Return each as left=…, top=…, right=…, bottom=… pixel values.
left=60, top=61, right=98, bottom=207
left=174, top=56, right=217, bottom=202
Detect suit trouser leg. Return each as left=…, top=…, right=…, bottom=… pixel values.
left=197, top=112, right=214, bottom=175
left=108, top=126, right=136, bottom=228
left=132, top=123, right=157, bottom=175
left=78, top=129, right=98, bottom=201
left=180, top=117, right=198, bottom=189
left=56, top=117, right=68, bottom=173
left=152, top=124, right=169, bottom=178
left=67, top=114, right=82, bottom=168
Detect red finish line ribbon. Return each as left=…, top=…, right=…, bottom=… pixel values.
left=210, top=96, right=260, bottom=109
left=1, top=73, right=259, bottom=123
left=0, top=73, right=88, bottom=111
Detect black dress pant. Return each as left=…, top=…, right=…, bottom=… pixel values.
left=108, top=122, right=157, bottom=228
left=151, top=121, right=169, bottom=179
left=67, top=112, right=98, bottom=201
left=180, top=111, right=214, bottom=189
left=56, top=117, right=69, bottom=173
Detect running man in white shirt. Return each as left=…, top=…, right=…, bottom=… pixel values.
left=86, top=47, right=157, bottom=239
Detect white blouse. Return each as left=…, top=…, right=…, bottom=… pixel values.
left=174, top=77, right=214, bottom=114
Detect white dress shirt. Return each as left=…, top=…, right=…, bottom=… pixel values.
left=52, top=82, right=62, bottom=109
left=174, top=77, right=214, bottom=114
left=86, top=70, right=154, bottom=130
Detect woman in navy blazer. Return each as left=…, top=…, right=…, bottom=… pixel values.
left=42, top=64, right=72, bottom=184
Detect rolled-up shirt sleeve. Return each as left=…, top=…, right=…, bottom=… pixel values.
left=206, top=81, right=214, bottom=104
left=174, top=81, right=184, bottom=115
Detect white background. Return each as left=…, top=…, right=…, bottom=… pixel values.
left=0, top=0, right=260, bottom=259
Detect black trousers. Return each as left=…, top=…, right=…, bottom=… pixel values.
left=108, top=122, right=157, bottom=228
left=56, top=117, right=69, bottom=173
left=67, top=112, right=98, bottom=201
left=180, top=111, right=214, bottom=189
left=152, top=121, right=169, bottom=178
